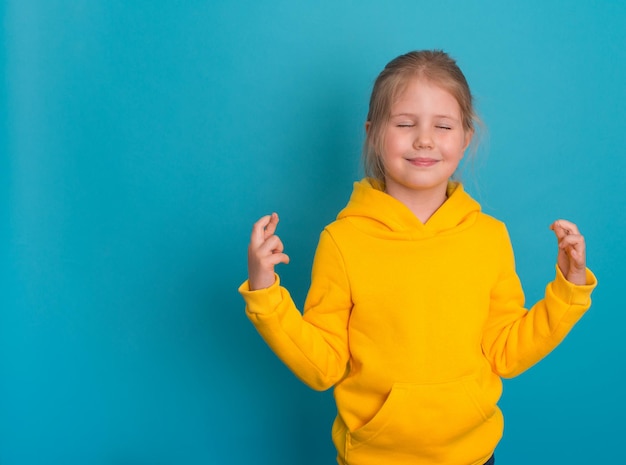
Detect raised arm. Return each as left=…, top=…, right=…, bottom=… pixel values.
left=482, top=220, right=596, bottom=378
left=239, top=228, right=352, bottom=390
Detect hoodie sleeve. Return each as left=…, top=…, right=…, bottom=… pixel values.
left=238, top=229, right=351, bottom=391
left=481, top=224, right=597, bottom=378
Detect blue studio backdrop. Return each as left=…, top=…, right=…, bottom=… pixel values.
left=2, top=1, right=625, bottom=464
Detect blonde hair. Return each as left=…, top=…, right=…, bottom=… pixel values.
left=363, top=50, right=480, bottom=184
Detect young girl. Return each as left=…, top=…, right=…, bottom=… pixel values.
left=239, top=50, right=597, bottom=465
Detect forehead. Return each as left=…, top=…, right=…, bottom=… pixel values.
left=392, top=77, right=461, bottom=113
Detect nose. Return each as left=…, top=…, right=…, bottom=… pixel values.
left=413, top=127, right=434, bottom=150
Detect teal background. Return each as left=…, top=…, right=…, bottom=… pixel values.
left=2, top=1, right=624, bottom=464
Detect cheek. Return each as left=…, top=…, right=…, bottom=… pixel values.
left=383, top=132, right=410, bottom=154
left=443, top=136, right=469, bottom=158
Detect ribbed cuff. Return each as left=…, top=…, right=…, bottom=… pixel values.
left=238, top=274, right=284, bottom=314
left=550, top=265, right=597, bottom=306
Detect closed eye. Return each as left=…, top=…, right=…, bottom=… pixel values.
left=436, top=125, right=452, bottom=130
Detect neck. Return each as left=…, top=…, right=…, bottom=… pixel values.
left=385, top=183, right=449, bottom=224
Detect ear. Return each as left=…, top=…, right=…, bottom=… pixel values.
left=365, top=121, right=371, bottom=135
left=462, top=128, right=474, bottom=153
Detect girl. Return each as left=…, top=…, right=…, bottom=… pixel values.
left=239, top=50, right=597, bottom=465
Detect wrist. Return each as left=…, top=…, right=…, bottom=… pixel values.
left=565, top=269, right=587, bottom=286
left=249, top=274, right=277, bottom=291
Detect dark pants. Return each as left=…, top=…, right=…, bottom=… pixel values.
left=484, top=455, right=495, bottom=465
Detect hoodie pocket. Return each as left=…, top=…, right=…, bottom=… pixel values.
left=348, top=377, right=496, bottom=457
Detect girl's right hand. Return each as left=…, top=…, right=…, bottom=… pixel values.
left=247, top=213, right=290, bottom=290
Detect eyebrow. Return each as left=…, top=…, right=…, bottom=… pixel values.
left=390, top=112, right=460, bottom=121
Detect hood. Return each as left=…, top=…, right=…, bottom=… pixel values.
left=335, top=178, right=481, bottom=240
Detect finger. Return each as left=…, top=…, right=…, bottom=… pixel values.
left=249, top=236, right=286, bottom=264
left=558, top=235, right=586, bottom=265
left=250, top=248, right=290, bottom=272
left=551, top=223, right=570, bottom=241
left=258, top=235, right=285, bottom=255
left=250, top=215, right=273, bottom=247
left=266, top=252, right=290, bottom=266
left=550, top=219, right=581, bottom=238
left=558, top=235, right=586, bottom=257
left=562, top=249, right=586, bottom=270
left=264, top=212, right=279, bottom=240
left=557, top=233, right=585, bottom=248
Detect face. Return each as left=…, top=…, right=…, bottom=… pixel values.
left=375, top=77, right=472, bottom=202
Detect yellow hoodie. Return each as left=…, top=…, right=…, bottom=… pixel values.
left=239, top=179, right=597, bottom=465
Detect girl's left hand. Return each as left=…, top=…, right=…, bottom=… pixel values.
left=550, top=219, right=587, bottom=285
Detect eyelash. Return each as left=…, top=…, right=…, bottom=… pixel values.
left=396, top=124, right=452, bottom=130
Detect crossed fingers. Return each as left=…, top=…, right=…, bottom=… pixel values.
left=248, top=213, right=290, bottom=290
left=550, top=219, right=586, bottom=284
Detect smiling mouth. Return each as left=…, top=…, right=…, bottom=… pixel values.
left=407, top=157, right=440, bottom=167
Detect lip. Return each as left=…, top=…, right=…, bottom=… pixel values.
left=406, top=157, right=440, bottom=167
